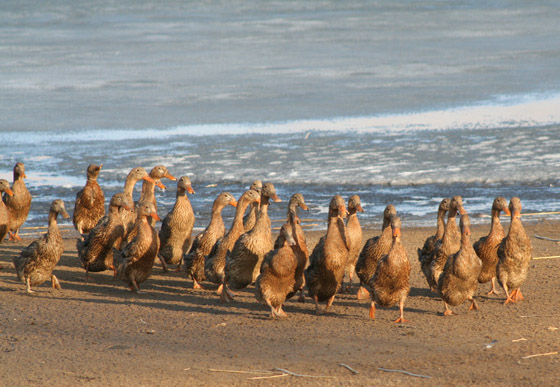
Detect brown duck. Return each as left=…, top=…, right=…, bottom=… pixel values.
left=438, top=214, right=481, bottom=315
left=4, top=162, right=32, bottom=241
left=140, top=165, right=176, bottom=213
left=222, top=183, right=281, bottom=301
left=279, top=193, right=309, bottom=302
left=184, top=192, right=237, bottom=289
left=77, top=192, right=131, bottom=279
left=243, top=180, right=262, bottom=232
left=429, top=195, right=466, bottom=290
left=0, top=179, right=14, bottom=243
left=341, top=195, right=364, bottom=293
left=158, top=176, right=195, bottom=270
left=204, top=189, right=261, bottom=293
left=473, top=197, right=510, bottom=296
left=13, top=199, right=69, bottom=293
left=120, top=167, right=155, bottom=243
left=255, top=221, right=298, bottom=318
left=304, top=195, right=349, bottom=314
left=113, top=201, right=160, bottom=292
left=368, top=216, right=410, bottom=322
left=73, top=163, right=105, bottom=236
left=417, top=198, right=451, bottom=290
left=355, top=204, right=397, bottom=300
left=497, top=197, right=532, bottom=305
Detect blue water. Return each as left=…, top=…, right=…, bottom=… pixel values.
left=1, top=1, right=559, bottom=231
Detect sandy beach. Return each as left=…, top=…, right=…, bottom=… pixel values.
left=0, top=218, right=559, bottom=386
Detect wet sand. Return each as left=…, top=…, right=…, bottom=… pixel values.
left=1, top=219, right=559, bottom=386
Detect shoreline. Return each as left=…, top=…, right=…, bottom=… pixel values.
left=1, top=219, right=559, bottom=385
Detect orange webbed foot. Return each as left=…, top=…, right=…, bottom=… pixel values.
left=393, top=317, right=408, bottom=323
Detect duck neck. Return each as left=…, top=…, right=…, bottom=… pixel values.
left=231, top=198, right=252, bottom=230
left=48, top=210, right=59, bottom=229
left=140, top=179, right=156, bottom=202
left=489, top=208, right=503, bottom=236
left=109, top=205, right=120, bottom=217
left=460, top=230, right=471, bottom=248
left=435, top=209, right=447, bottom=239
left=123, top=176, right=141, bottom=198
left=382, top=215, right=391, bottom=231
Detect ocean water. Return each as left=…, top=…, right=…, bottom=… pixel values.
left=1, top=1, right=559, bottom=232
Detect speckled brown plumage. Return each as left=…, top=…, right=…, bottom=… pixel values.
left=473, top=197, right=510, bottom=295
left=184, top=192, right=237, bottom=289
left=0, top=179, right=14, bottom=243
left=222, top=183, right=281, bottom=300
left=4, top=162, right=32, bottom=241
left=77, top=192, right=130, bottom=278
left=355, top=204, right=397, bottom=299
left=204, top=189, right=261, bottom=287
left=497, top=197, right=532, bottom=304
left=255, top=221, right=298, bottom=318
left=73, top=164, right=105, bottom=235
left=418, top=198, right=450, bottom=290
left=341, top=195, right=363, bottom=293
left=158, top=176, right=195, bottom=268
left=368, top=217, right=410, bottom=322
left=13, top=199, right=69, bottom=293
left=243, top=180, right=262, bottom=232
left=429, top=195, right=465, bottom=290
left=304, top=195, right=349, bottom=314
left=113, top=201, right=160, bottom=292
left=438, top=214, right=481, bottom=315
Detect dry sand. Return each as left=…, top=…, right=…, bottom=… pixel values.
left=1, top=219, right=559, bottom=386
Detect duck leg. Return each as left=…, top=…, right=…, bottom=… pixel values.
left=443, top=302, right=455, bottom=316
left=25, top=276, right=35, bottom=294
left=276, top=305, right=288, bottom=318
left=297, top=289, right=305, bottom=303
left=51, top=274, right=61, bottom=290
left=130, top=279, right=143, bottom=293
left=513, top=288, right=524, bottom=301
left=192, top=278, right=204, bottom=290
left=393, top=300, right=408, bottom=323
left=369, top=301, right=376, bottom=320
left=502, top=283, right=516, bottom=305
left=468, top=297, right=478, bottom=311
left=324, top=295, right=335, bottom=312
left=356, top=285, right=370, bottom=300
left=486, top=277, right=500, bottom=296
left=157, top=254, right=168, bottom=273
left=313, top=295, right=325, bottom=315
left=219, top=283, right=235, bottom=303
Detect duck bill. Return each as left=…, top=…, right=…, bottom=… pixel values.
left=143, top=175, right=155, bottom=184
left=164, top=173, right=177, bottom=181
left=338, top=205, right=348, bottom=218
left=4, top=188, right=13, bottom=196
left=156, top=180, right=167, bottom=190
left=271, top=194, right=282, bottom=203
left=150, top=212, right=161, bottom=221
left=503, top=208, right=511, bottom=216
left=229, top=199, right=238, bottom=207
left=62, top=210, right=70, bottom=219
left=122, top=203, right=132, bottom=211
left=357, top=204, right=364, bottom=213
left=458, top=206, right=467, bottom=215
left=299, top=203, right=309, bottom=211
left=465, top=227, right=471, bottom=236
left=97, top=164, right=103, bottom=171
left=187, top=186, right=195, bottom=194
left=392, top=228, right=401, bottom=238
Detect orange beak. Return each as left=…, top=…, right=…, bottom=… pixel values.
left=271, top=194, right=282, bottom=203
left=465, top=227, right=471, bottom=236
left=300, top=203, right=309, bottom=211
left=151, top=212, right=161, bottom=221
left=143, top=175, right=155, bottom=184
left=458, top=206, right=467, bottom=215
left=356, top=204, right=364, bottom=213
left=338, top=205, right=348, bottom=217
left=187, top=186, right=195, bottom=194
left=156, top=180, right=166, bottom=190
left=503, top=208, right=511, bottom=216
left=229, top=199, right=238, bottom=207
left=98, top=164, right=103, bottom=170
left=4, top=188, right=13, bottom=196
left=22, top=172, right=27, bottom=179
left=164, top=173, right=177, bottom=181
left=392, top=228, right=401, bottom=238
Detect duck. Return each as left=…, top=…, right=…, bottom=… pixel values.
left=304, top=195, right=349, bottom=314
left=184, top=192, right=237, bottom=289
left=438, top=213, right=481, bottom=315
left=243, top=180, right=262, bottom=232
left=368, top=216, right=411, bottom=322
left=140, top=165, right=176, bottom=213
left=73, top=163, right=105, bottom=236
left=278, top=193, right=309, bottom=302
left=355, top=204, right=397, bottom=300
left=341, top=195, right=364, bottom=293
left=473, top=197, right=510, bottom=296
left=429, top=195, right=466, bottom=290
left=120, top=167, right=155, bottom=243
left=77, top=192, right=131, bottom=280
left=204, top=189, right=261, bottom=293
left=0, top=179, right=14, bottom=243
left=255, top=220, right=298, bottom=318
left=4, top=162, right=32, bottom=241
left=158, top=176, right=195, bottom=271
left=113, top=201, right=160, bottom=292
left=221, top=183, right=281, bottom=301
left=417, top=198, right=451, bottom=290
left=497, top=197, right=532, bottom=305
left=13, top=199, right=69, bottom=293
